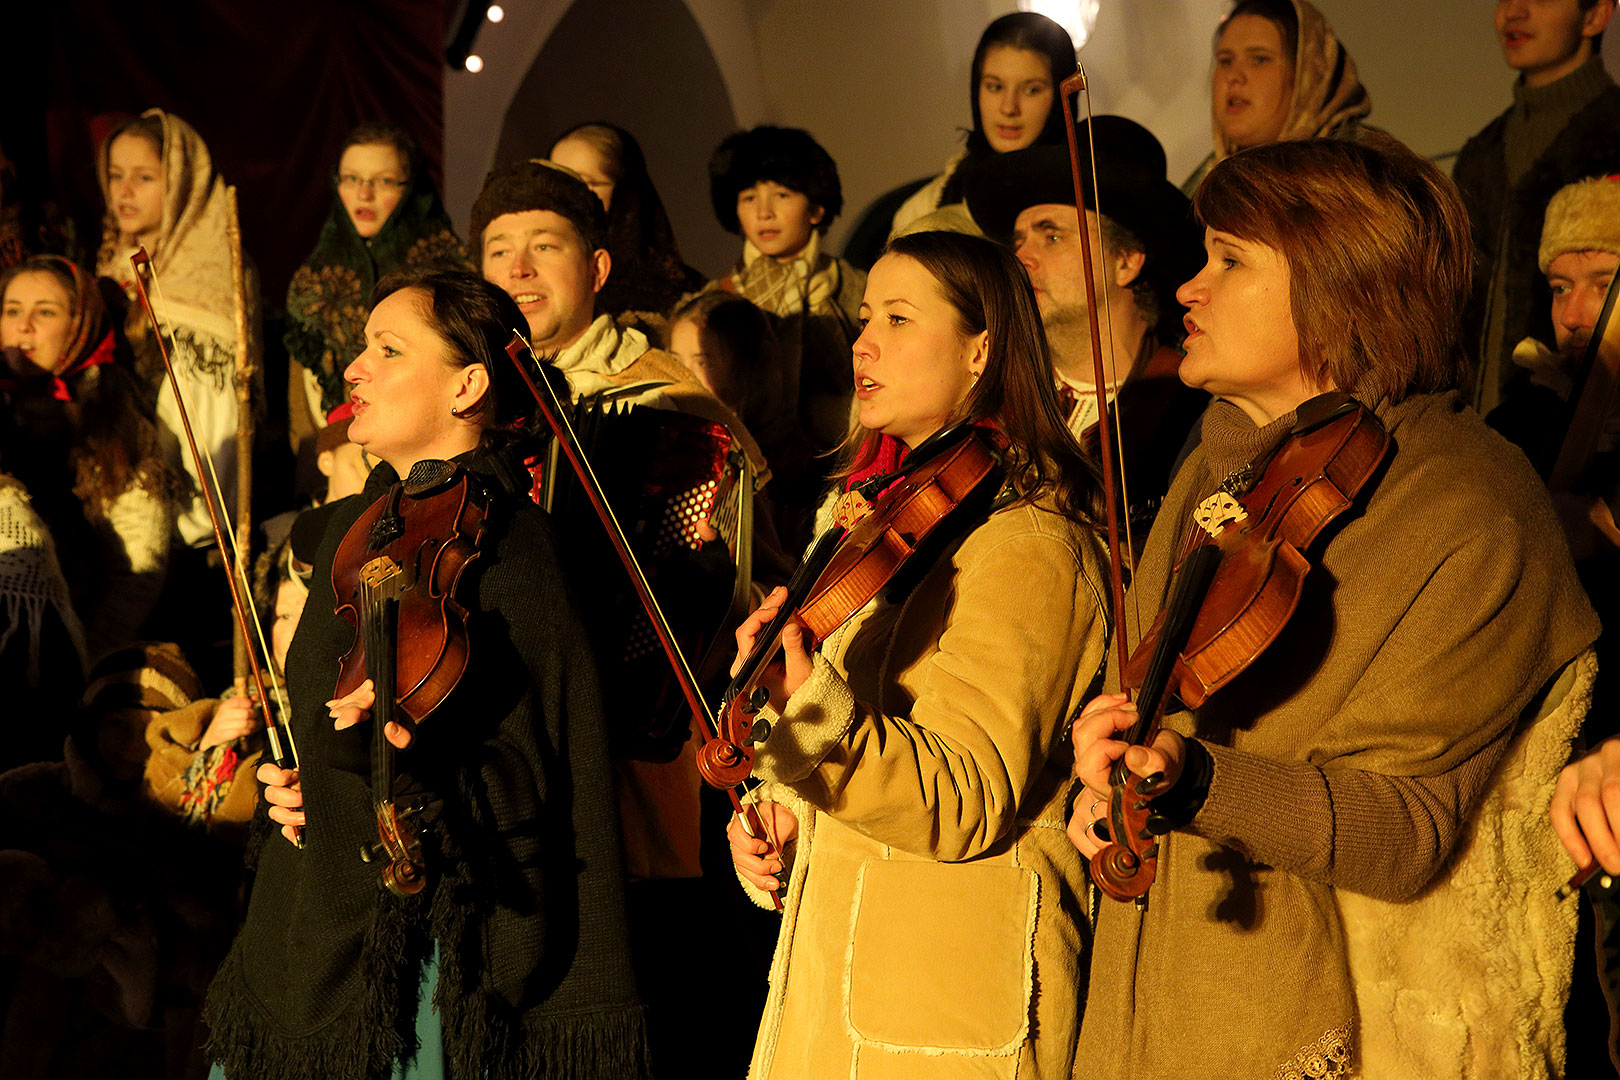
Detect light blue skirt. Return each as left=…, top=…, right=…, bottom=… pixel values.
left=208, top=946, right=446, bottom=1080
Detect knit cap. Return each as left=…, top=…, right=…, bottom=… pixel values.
left=1539, top=174, right=1620, bottom=271
left=82, top=642, right=204, bottom=718
left=468, top=159, right=605, bottom=254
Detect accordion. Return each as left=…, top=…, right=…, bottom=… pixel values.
left=535, top=393, right=754, bottom=762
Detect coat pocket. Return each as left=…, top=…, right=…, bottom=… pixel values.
left=845, top=858, right=1036, bottom=1054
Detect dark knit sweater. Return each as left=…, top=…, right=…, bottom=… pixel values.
left=1454, top=55, right=1620, bottom=414
left=204, top=445, right=647, bottom=1080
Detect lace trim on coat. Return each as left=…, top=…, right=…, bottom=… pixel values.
left=1274, top=1023, right=1353, bottom=1080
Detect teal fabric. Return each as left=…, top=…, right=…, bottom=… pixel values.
left=207, top=948, right=446, bottom=1080
left=397, top=945, right=446, bottom=1080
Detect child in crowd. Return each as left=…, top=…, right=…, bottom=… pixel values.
left=667, top=290, right=816, bottom=550
left=704, top=125, right=861, bottom=452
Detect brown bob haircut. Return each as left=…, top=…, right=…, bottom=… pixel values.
left=1193, top=134, right=1473, bottom=403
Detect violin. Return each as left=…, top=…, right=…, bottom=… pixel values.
left=332, top=460, right=488, bottom=895
left=700, top=424, right=1005, bottom=789
left=504, top=335, right=1005, bottom=909
left=1052, top=66, right=1394, bottom=905
left=1089, top=394, right=1390, bottom=902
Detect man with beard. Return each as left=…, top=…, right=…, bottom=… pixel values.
left=964, top=115, right=1208, bottom=542
left=1528, top=174, right=1620, bottom=1078
left=1455, top=0, right=1619, bottom=418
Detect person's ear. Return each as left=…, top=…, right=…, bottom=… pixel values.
left=316, top=448, right=335, bottom=478
left=591, top=248, right=612, bottom=294
left=1115, top=249, right=1147, bottom=290
left=808, top=204, right=826, bottom=229
left=1583, top=0, right=1614, bottom=39
left=967, top=330, right=989, bottom=378
left=452, top=363, right=491, bottom=418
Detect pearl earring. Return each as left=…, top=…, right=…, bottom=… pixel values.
left=449, top=405, right=460, bottom=417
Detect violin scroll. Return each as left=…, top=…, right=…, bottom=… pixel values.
left=1089, top=771, right=1167, bottom=903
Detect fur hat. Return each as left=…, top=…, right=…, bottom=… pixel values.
left=708, top=126, right=842, bottom=235
left=469, top=159, right=606, bottom=254
left=1539, top=174, right=1620, bottom=272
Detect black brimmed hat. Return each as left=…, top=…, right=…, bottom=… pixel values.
left=965, top=116, right=1203, bottom=320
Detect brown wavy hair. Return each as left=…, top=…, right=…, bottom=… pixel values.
left=837, top=230, right=1102, bottom=526
left=1193, top=134, right=1473, bottom=402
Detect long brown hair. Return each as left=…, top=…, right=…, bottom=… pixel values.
left=839, top=230, right=1101, bottom=525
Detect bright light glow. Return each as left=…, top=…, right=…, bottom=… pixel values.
left=1017, top=0, right=1100, bottom=51
left=464, top=54, right=484, bottom=73
left=486, top=4, right=504, bottom=22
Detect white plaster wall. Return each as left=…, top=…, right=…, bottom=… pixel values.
left=444, top=0, right=1620, bottom=260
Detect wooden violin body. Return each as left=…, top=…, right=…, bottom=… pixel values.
left=332, top=460, right=488, bottom=895
left=1122, top=394, right=1391, bottom=707
left=1092, top=394, right=1391, bottom=903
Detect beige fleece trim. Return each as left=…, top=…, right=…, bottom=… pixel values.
left=1338, top=649, right=1596, bottom=1080
left=747, top=784, right=816, bottom=1080
left=749, top=654, right=859, bottom=784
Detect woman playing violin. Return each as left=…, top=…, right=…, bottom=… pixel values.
left=1068, top=136, right=1599, bottom=1078
left=203, top=268, right=647, bottom=1080
left=727, top=229, right=1109, bottom=1079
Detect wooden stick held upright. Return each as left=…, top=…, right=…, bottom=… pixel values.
left=128, top=248, right=292, bottom=770
left=226, top=186, right=254, bottom=691
left=1060, top=67, right=1130, bottom=683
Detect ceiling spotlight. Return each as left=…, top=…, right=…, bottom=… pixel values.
left=487, top=4, right=504, bottom=21
left=464, top=54, right=484, bottom=73
left=1017, top=0, right=1101, bottom=51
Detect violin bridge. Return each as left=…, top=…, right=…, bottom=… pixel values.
left=833, top=490, right=874, bottom=530
left=1193, top=491, right=1247, bottom=537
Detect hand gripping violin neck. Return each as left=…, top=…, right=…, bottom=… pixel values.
left=333, top=459, right=488, bottom=896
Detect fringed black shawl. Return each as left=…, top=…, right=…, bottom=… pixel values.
left=205, top=445, right=647, bottom=1080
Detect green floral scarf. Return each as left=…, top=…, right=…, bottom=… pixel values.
left=285, top=173, right=470, bottom=413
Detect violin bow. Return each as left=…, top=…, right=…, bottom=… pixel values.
left=1060, top=64, right=1136, bottom=675
left=225, top=187, right=258, bottom=696
left=128, top=245, right=294, bottom=770
left=1062, top=64, right=1174, bottom=905
left=503, top=333, right=785, bottom=909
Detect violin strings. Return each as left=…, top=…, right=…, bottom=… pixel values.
left=1078, top=78, right=1142, bottom=645
left=148, top=268, right=294, bottom=740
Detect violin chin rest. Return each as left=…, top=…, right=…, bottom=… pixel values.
left=404, top=459, right=460, bottom=495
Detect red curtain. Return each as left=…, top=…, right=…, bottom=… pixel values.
left=43, top=0, right=447, bottom=307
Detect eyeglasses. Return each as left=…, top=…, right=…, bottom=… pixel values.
left=337, top=174, right=407, bottom=194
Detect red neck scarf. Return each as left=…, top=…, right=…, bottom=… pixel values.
left=1, top=330, right=118, bottom=402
